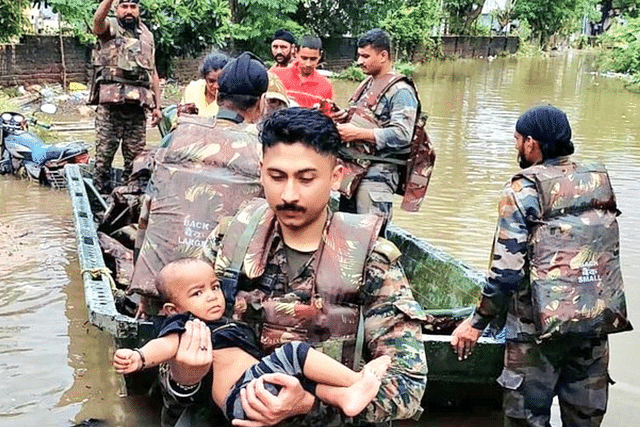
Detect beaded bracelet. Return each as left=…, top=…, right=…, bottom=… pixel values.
left=133, top=348, right=146, bottom=370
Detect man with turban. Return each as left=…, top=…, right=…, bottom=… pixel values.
left=270, top=29, right=296, bottom=70
left=451, top=105, right=630, bottom=427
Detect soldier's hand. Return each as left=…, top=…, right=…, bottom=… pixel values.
left=232, top=374, right=312, bottom=426
left=329, top=107, right=348, bottom=123
left=168, top=319, right=212, bottom=385
left=150, top=107, right=163, bottom=127
left=451, top=318, right=483, bottom=361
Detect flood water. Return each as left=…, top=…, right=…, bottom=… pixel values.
left=1, top=51, right=638, bottom=426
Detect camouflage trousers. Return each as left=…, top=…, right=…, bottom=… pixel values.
left=498, top=337, right=609, bottom=427
left=339, top=163, right=399, bottom=235
left=94, top=103, right=147, bottom=194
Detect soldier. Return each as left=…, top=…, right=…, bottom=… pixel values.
left=331, top=29, right=419, bottom=231
left=451, top=105, right=631, bottom=427
left=163, top=107, right=427, bottom=427
left=130, top=51, right=269, bottom=320
left=90, top=0, right=162, bottom=194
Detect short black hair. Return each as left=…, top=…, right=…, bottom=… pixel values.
left=357, top=28, right=391, bottom=55
left=217, top=92, right=262, bottom=111
left=297, top=35, right=323, bottom=51
left=199, top=53, right=229, bottom=78
left=259, top=107, right=342, bottom=157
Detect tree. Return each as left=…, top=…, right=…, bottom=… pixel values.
left=380, top=0, right=441, bottom=59
left=294, top=0, right=392, bottom=37
left=493, top=0, right=517, bottom=33
left=515, top=0, right=597, bottom=48
left=228, top=0, right=303, bottom=59
left=0, top=0, right=30, bottom=43
left=443, top=0, right=487, bottom=34
left=34, top=0, right=231, bottom=75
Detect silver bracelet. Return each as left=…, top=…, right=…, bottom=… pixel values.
left=167, top=376, right=201, bottom=398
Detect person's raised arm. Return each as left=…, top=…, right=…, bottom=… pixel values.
left=93, top=0, right=115, bottom=36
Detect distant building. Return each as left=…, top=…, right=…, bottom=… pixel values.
left=28, top=4, right=61, bottom=34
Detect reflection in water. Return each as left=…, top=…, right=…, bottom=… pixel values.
left=1, top=51, right=638, bottom=427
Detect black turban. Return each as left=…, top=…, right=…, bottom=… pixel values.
left=516, top=105, right=572, bottom=145
left=218, top=52, right=268, bottom=97
left=118, top=0, right=139, bottom=4
left=272, top=29, right=296, bottom=45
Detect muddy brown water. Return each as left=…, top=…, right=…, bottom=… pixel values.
left=1, top=51, right=638, bottom=426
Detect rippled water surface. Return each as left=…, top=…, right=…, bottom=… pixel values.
left=1, top=51, right=638, bottom=426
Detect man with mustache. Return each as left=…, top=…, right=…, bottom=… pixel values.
left=271, top=36, right=334, bottom=108
left=89, top=0, right=162, bottom=194
left=269, top=29, right=295, bottom=70
left=451, top=105, right=631, bottom=427
left=163, top=108, right=427, bottom=427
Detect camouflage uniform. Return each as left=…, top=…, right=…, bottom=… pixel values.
left=161, top=200, right=427, bottom=427
left=90, top=17, right=156, bottom=194
left=129, top=110, right=263, bottom=299
left=470, top=156, right=616, bottom=427
left=339, top=76, right=418, bottom=229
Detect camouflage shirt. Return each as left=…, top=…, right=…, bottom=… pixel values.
left=202, top=208, right=427, bottom=425
left=352, top=78, right=418, bottom=156
left=470, top=158, right=572, bottom=340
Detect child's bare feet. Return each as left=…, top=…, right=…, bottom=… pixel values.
left=339, top=356, right=391, bottom=417
left=362, top=355, right=391, bottom=380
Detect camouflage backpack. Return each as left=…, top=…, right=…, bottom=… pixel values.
left=518, top=162, right=632, bottom=340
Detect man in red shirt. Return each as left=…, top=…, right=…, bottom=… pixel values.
left=271, top=35, right=334, bottom=108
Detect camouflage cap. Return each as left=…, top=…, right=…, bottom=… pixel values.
left=218, top=52, right=268, bottom=97
left=266, top=72, right=290, bottom=106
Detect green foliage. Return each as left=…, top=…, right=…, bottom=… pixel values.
left=34, top=0, right=99, bottom=43
left=334, top=63, right=367, bottom=81
left=141, top=0, right=231, bottom=74
left=443, top=0, right=486, bottom=35
left=598, top=17, right=640, bottom=77
left=470, top=21, right=492, bottom=36
left=0, top=0, right=30, bottom=43
left=295, top=0, right=392, bottom=38
left=514, top=0, right=597, bottom=49
left=229, top=0, right=303, bottom=59
left=380, top=0, right=441, bottom=60
left=395, top=61, right=416, bottom=78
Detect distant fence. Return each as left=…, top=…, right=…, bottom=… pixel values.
left=0, top=35, right=91, bottom=87
left=0, top=35, right=520, bottom=88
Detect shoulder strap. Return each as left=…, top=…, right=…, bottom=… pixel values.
left=220, top=202, right=270, bottom=305
left=349, top=76, right=373, bottom=104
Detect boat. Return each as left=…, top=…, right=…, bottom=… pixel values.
left=65, top=162, right=505, bottom=407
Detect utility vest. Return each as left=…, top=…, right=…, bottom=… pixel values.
left=127, top=115, right=263, bottom=299
left=216, top=198, right=384, bottom=369
left=514, top=162, right=632, bottom=341
left=88, top=17, right=156, bottom=109
left=339, top=73, right=435, bottom=212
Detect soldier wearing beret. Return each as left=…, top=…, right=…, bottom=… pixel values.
left=90, top=0, right=162, bottom=194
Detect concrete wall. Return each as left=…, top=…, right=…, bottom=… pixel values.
left=0, top=35, right=91, bottom=87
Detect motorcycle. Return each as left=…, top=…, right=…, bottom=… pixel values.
left=0, top=107, right=90, bottom=188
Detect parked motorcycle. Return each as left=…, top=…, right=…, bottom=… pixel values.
left=0, top=108, right=90, bottom=188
